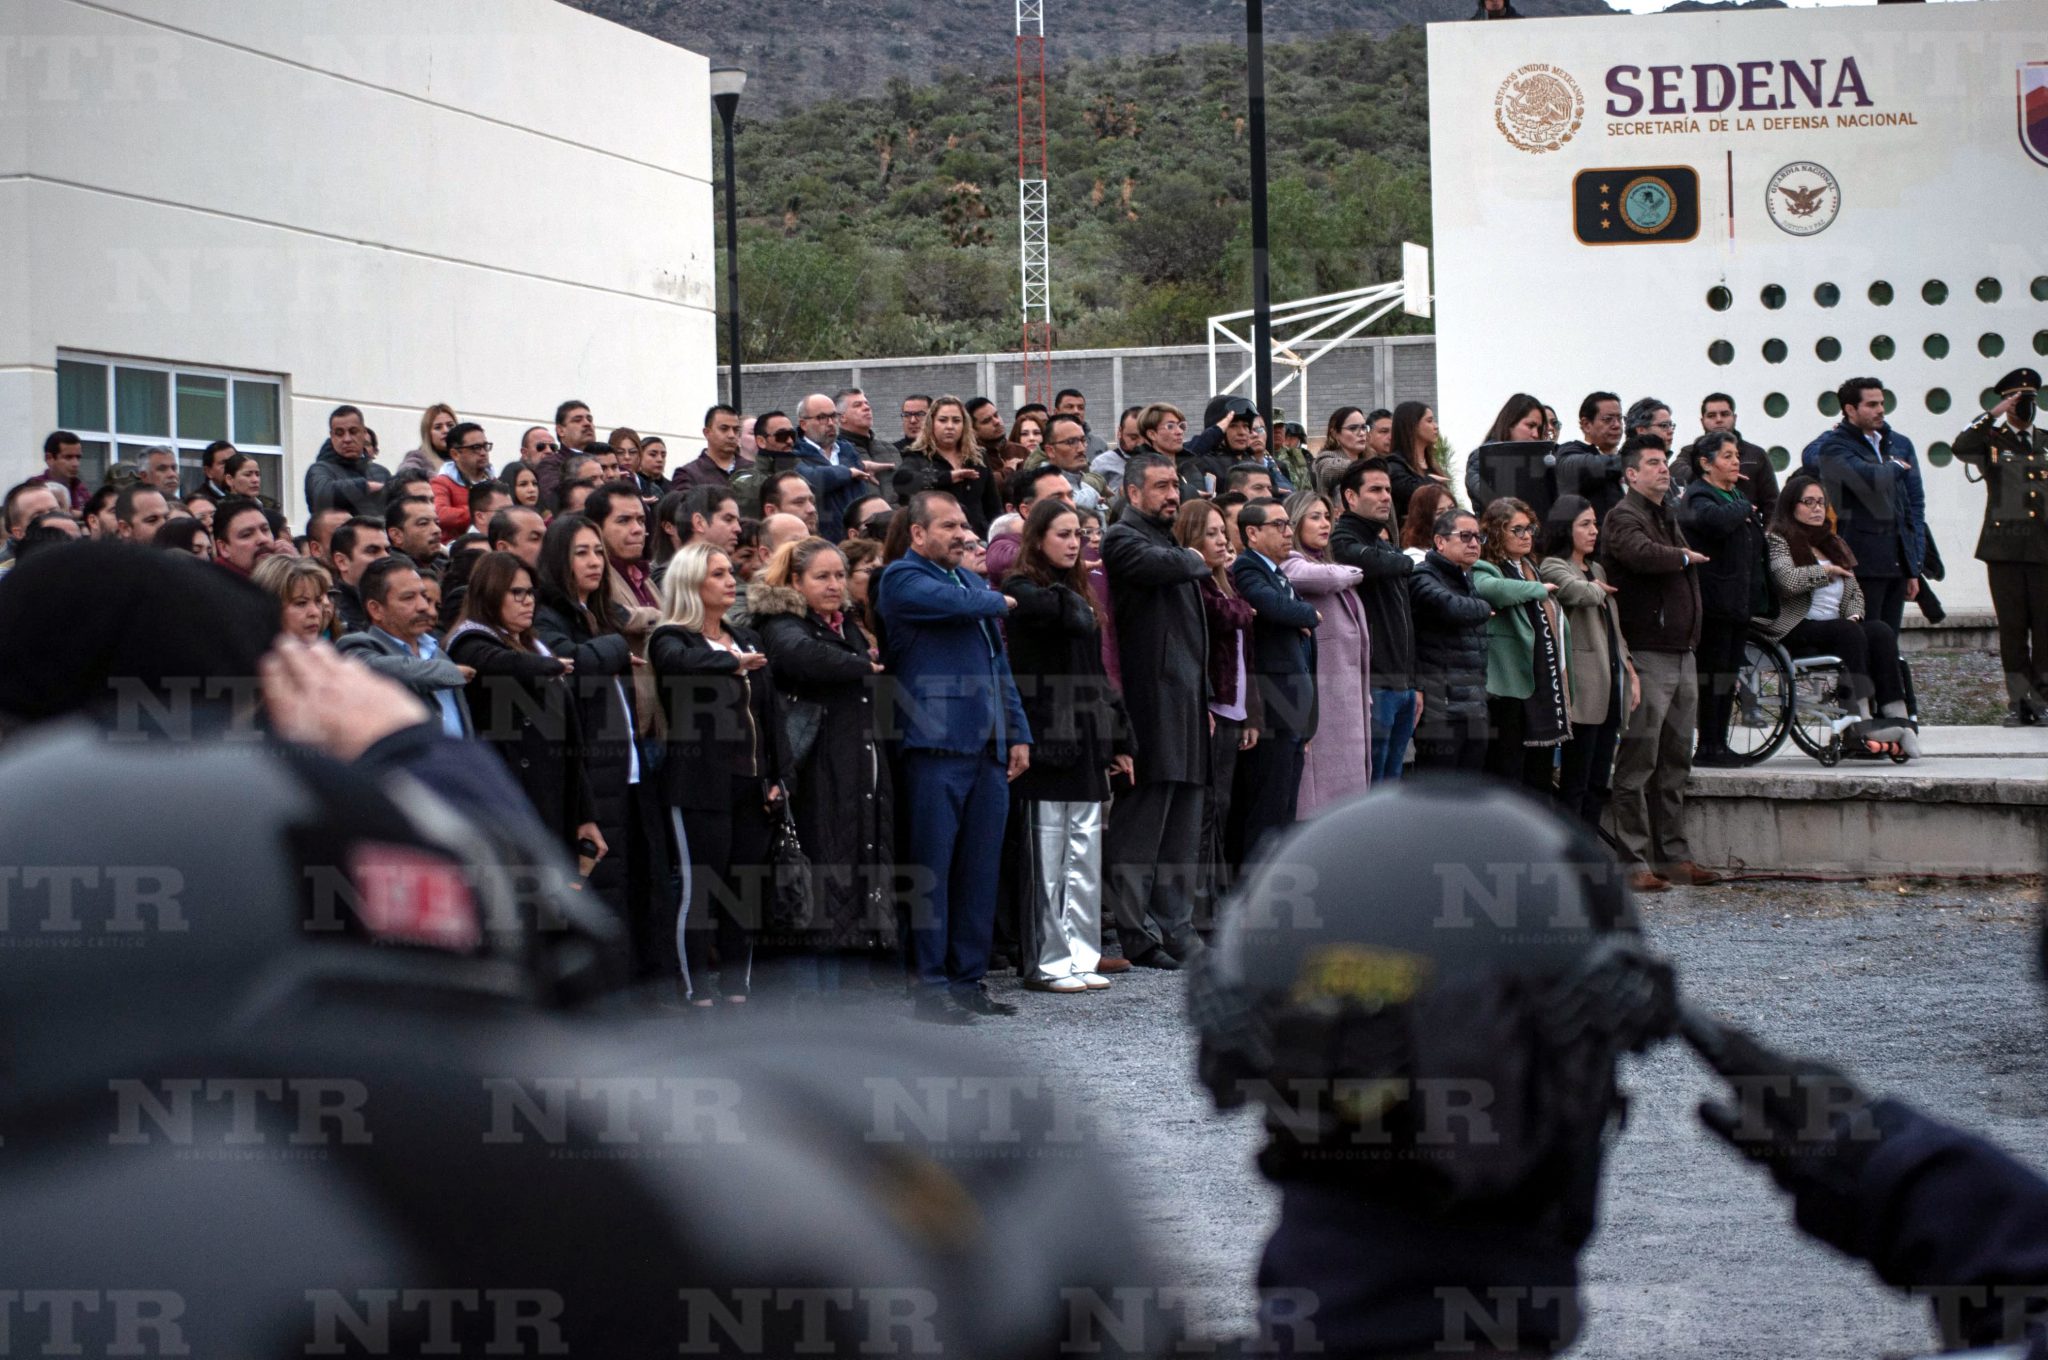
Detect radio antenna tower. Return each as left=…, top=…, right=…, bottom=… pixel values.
left=1015, top=0, right=1052, bottom=406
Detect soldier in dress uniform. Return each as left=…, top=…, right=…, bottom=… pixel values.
left=1953, top=367, right=2048, bottom=725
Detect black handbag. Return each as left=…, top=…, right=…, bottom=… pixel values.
left=768, top=802, right=814, bottom=935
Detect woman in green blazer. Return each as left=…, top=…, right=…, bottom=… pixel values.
left=1472, top=496, right=1569, bottom=795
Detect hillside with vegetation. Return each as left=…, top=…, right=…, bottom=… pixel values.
left=705, top=28, right=1441, bottom=362
left=569, top=0, right=1613, bottom=114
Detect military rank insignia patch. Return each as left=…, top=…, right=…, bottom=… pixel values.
left=1572, top=167, right=1700, bottom=245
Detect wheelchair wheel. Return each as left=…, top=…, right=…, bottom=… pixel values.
left=1723, top=638, right=1791, bottom=764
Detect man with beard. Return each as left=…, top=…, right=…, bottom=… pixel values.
left=1100, top=453, right=1210, bottom=969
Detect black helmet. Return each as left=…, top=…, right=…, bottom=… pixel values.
left=0, top=1005, right=1166, bottom=1356
left=1190, top=778, right=1677, bottom=1230
left=0, top=721, right=628, bottom=1114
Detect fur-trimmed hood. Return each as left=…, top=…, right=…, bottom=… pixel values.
left=745, top=579, right=808, bottom=620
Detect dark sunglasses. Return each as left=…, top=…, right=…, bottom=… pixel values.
left=763, top=429, right=795, bottom=443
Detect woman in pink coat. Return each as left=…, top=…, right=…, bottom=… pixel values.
left=1281, top=489, right=1370, bottom=816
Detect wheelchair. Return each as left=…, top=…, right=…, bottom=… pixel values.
left=1720, top=627, right=1914, bottom=767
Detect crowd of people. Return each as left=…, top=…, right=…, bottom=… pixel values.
left=3, top=364, right=2039, bottom=1013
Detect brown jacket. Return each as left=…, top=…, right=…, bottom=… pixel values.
left=606, top=563, right=663, bottom=737
left=1600, top=489, right=1700, bottom=653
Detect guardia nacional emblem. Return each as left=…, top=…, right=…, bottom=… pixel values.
left=1619, top=175, right=1676, bottom=234
left=1495, top=63, right=1585, bottom=154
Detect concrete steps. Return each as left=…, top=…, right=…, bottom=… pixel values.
left=1682, top=726, right=2048, bottom=877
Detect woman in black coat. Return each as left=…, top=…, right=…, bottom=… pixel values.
left=890, top=396, right=1002, bottom=535
left=533, top=512, right=673, bottom=974
left=1001, top=499, right=1134, bottom=995
left=444, top=551, right=604, bottom=862
left=1408, top=507, right=1495, bottom=771
left=648, top=541, right=793, bottom=1006
left=1680, top=432, right=1767, bottom=765
left=747, top=536, right=894, bottom=988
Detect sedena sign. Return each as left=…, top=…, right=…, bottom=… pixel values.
left=1427, top=0, right=2048, bottom=615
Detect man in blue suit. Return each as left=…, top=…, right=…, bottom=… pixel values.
left=1802, top=376, right=1927, bottom=636
left=1231, top=499, right=1319, bottom=862
left=794, top=393, right=887, bottom=541
left=876, top=491, right=1033, bottom=1024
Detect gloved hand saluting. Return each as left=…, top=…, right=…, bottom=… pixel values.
left=1681, top=1008, right=1900, bottom=1256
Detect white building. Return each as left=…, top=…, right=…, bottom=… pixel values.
left=2, top=0, right=718, bottom=518
left=1429, top=0, right=2048, bottom=613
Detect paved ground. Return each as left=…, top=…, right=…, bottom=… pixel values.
left=951, top=876, right=2048, bottom=1357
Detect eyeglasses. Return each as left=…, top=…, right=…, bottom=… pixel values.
left=508, top=587, right=535, bottom=601
left=1506, top=524, right=1533, bottom=537
left=458, top=442, right=493, bottom=455
left=1445, top=530, right=1483, bottom=544
left=1797, top=496, right=1828, bottom=508
left=530, top=442, right=558, bottom=454
left=763, top=429, right=795, bottom=443
left=1648, top=420, right=1676, bottom=432
left=1158, top=420, right=1187, bottom=432
left=1261, top=519, right=1293, bottom=532
left=1049, top=436, right=1088, bottom=448
left=1340, top=423, right=1370, bottom=433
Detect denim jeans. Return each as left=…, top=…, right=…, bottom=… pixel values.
left=1369, top=687, right=1419, bottom=782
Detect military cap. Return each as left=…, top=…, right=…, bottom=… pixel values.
left=1995, top=367, right=2042, bottom=395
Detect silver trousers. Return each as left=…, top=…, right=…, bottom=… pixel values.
left=1023, top=799, right=1104, bottom=981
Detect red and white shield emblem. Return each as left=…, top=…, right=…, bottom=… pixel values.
left=2022, top=62, right=2048, bottom=168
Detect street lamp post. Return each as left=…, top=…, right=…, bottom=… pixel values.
left=710, top=65, right=748, bottom=416
left=1245, top=0, right=1274, bottom=421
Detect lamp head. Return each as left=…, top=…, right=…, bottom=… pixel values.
left=709, top=64, right=746, bottom=115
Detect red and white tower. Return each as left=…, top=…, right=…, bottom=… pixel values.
left=1014, top=0, right=1052, bottom=407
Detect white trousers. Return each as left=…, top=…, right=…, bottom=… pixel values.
left=1024, top=800, right=1105, bottom=981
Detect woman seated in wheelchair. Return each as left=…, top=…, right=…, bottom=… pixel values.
left=1756, top=473, right=1917, bottom=759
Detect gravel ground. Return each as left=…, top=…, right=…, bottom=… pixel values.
left=902, top=876, right=2048, bottom=1357
left=1908, top=648, right=2007, bottom=726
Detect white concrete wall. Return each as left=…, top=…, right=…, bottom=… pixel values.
left=1428, top=1, right=2048, bottom=614
left=1, top=0, right=717, bottom=518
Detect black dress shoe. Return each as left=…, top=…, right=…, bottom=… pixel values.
left=1127, top=949, right=1183, bottom=971
left=912, top=993, right=976, bottom=1026
left=959, top=988, right=1018, bottom=1017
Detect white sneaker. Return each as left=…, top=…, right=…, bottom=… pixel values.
left=1078, top=972, right=1111, bottom=989
left=1025, top=975, right=1089, bottom=994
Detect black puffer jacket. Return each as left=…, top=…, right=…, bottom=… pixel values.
left=1327, top=509, right=1416, bottom=690
left=1678, top=479, right=1766, bottom=622
left=1407, top=550, right=1493, bottom=738
left=533, top=589, right=638, bottom=910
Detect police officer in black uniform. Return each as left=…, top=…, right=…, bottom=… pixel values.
left=1191, top=778, right=1681, bottom=1356
left=1954, top=367, right=2048, bottom=725
left=0, top=543, right=1168, bottom=1360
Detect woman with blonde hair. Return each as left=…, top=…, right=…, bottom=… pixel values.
left=649, top=541, right=793, bottom=1004
left=749, top=536, right=893, bottom=991
left=398, top=403, right=459, bottom=477
left=252, top=554, right=335, bottom=642
left=893, top=395, right=1000, bottom=534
